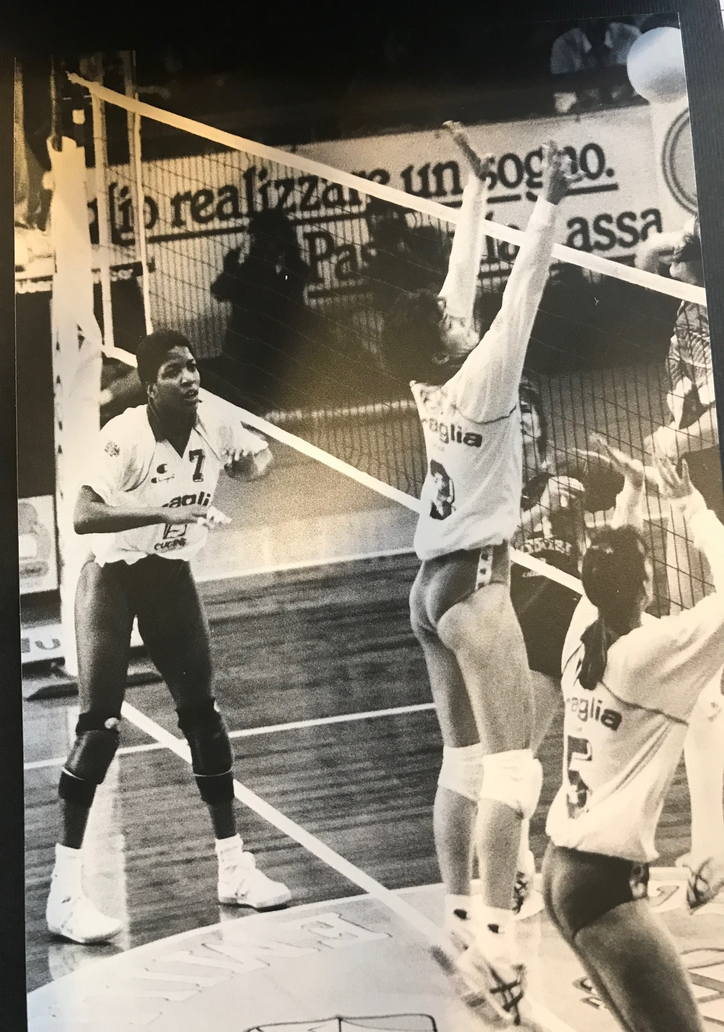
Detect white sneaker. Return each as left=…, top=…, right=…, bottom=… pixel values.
left=432, top=930, right=525, bottom=1027
left=218, top=852, right=291, bottom=909
left=46, top=884, right=123, bottom=944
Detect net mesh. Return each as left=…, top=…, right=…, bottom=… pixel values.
left=81, top=83, right=721, bottom=615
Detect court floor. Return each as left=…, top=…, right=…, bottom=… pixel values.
left=23, top=554, right=724, bottom=1030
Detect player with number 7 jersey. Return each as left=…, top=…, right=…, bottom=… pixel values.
left=543, top=438, right=724, bottom=1032
left=45, top=330, right=292, bottom=949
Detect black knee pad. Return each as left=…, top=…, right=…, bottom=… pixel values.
left=176, top=698, right=234, bottom=805
left=58, top=712, right=121, bottom=807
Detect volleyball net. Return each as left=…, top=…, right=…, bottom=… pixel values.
left=61, top=74, right=718, bottom=615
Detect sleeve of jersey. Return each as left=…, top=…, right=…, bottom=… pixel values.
left=437, top=174, right=489, bottom=326
left=450, top=198, right=558, bottom=421
left=80, top=420, right=133, bottom=504
left=232, top=422, right=269, bottom=456
left=618, top=508, right=724, bottom=720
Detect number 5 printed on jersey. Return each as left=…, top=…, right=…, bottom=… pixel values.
left=566, top=735, right=592, bottom=818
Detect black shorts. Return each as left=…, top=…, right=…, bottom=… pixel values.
left=542, top=842, right=650, bottom=941
left=410, top=543, right=510, bottom=637
left=510, top=567, right=579, bottom=677
left=76, top=554, right=213, bottom=705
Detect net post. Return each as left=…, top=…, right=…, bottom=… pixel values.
left=122, top=50, right=153, bottom=336
left=48, top=78, right=104, bottom=679
left=89, top=56, right=115, bottom=352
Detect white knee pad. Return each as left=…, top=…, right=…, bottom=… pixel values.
left=479, top=749, right=542, bottom=819
left=438, top=743, right=485, bottom=802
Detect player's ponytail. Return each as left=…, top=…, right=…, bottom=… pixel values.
left=578, top=525, right=648, bottom=690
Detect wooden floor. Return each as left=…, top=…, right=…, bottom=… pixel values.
left=23, top=553, right=699, bottom=998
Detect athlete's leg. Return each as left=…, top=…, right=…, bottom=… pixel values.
left=132, top=558, right=232, bottom=836
left=542, top=845, right=705, bottom=1032
left=411, top=571, right=482, bottom=943
left=134, top=558, right=290, bottom=909
left=61, top=559, right=134, bottom=847
left=541, top=845, right=636, bottom=1032
left=574, top=901, right=705, bottom=1032
left=434, top=580, right=540, bottom=1023
left=48, top=559, right=133, bottom=943
left=438, top=582, right=535, bottom=909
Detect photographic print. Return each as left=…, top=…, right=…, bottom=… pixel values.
left=13, top=5, right=724, bottom=1031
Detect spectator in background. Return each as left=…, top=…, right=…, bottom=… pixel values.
left=364, top=197, right=449, bottom=316
left=210, top=207, right=311, bottom=411
left=550, top=20, right=641, bottom=113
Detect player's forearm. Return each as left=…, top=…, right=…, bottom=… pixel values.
left=483, top=199, right=559, bottom=403
left=74, top=499, right=171, bottom=534
left=437, top=175, right=488, bottom=327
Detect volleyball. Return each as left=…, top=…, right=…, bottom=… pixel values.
left=626, top=27, right=687, bottom=105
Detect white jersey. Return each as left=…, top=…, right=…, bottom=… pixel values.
left=81, top=400, right=269, bottom=566
left=413, top=197, right=558, bottom=560
left=546, top=503, right=724, bottom=862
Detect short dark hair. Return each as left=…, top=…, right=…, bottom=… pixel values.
left=380, top=288, right=449, bottom=385
left=136, top=330, right=195, bottom=386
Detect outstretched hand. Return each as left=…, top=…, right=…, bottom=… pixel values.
left=578, top=434, right=659, bottom=493
left=654, top=454, right=695, bottom=502
left=442, top=121, right=495, bottom=184
left=540, top=141, right=583, bottom=206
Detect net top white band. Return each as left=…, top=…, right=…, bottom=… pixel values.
left=67, top=73, right=706, bottom=308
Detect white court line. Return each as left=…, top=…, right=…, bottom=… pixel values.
left=117, top=700, right=578, bottom=1032
left=23, top=702, right=437, bottom=771
left=120, top=700, right=446, bottom=946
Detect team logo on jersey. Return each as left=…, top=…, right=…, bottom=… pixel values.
left=421, top=417, right=483, bottom=448
left=164, top=491, right=212, bottom=508
left=151, top=463, right=175, bottom=484
left=104, top=440, right=120, bottom=457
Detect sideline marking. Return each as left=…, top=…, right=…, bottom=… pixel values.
left=116, top=700, right=578, bottom=1032
left=23, top=702, right=437, bottom=770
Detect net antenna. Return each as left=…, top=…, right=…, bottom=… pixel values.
left=62, top=73, right=712, bottom=608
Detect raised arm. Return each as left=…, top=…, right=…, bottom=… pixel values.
left=436, top=122, right=493, bottom=332
left=451, top=143, right=573, bottom=419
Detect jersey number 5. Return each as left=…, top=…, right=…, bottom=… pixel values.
left=189, top=449, right=205, bottom=482
left=566, top=735, right=592, bottom=819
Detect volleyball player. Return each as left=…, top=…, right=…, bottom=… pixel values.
left=542, top=437, right=724, bottom=1032
left=636, top=220, right=724, bottom=891
left=380, top=129, right=575, bottom=1023
left=511, top=379, right=586, bottom=908
left=45, top=329, right=291, bottom=945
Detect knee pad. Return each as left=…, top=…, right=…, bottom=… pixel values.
left=58, top=713, right=121, bottom=807
left=176, top=698, right=234, bottom=805
left=438, top=743, right=485, bottom=802
left=479, top=749, right=542, bottom=820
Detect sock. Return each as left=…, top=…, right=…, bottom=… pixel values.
left=215, top=833, right=243, bottom=867
left=685, top=685, right=724, bottom=860
left=517, top=818, right=531, bottom=870
left=52, top=843, right=83, bottom=895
